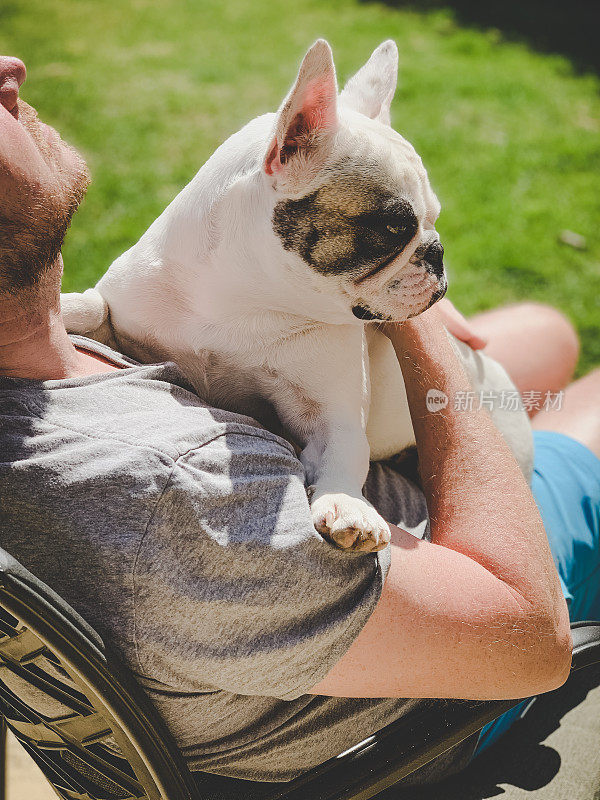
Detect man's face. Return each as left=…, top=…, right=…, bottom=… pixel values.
left=0, top=55, right=90, bottom=291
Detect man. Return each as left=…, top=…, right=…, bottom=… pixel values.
left=1, top=54, right=598, bottom=784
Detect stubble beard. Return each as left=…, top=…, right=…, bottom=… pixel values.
left=0, top=99, right=91, bottom=293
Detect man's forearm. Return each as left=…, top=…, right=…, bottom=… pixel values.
left=309, top=313, right=571, bottom=701
left=386, top=312, right=568, bottom=629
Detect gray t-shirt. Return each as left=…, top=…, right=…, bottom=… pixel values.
left=0, top=336, right=473, bottom=783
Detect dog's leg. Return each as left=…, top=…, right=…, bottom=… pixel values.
left=60, top=288, right=117, bottom=348
left=61, top=288, right=108, bottom=333
left=265, top=326, right=391, bottom=553
left=303, top=422, right=391, bottom=553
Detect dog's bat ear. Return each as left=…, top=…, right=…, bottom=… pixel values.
left=339, top=40, right=398, bottom=126
left=264, top=39, right=338, bottom=189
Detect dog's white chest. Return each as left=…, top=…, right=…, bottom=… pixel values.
left=365, top=328, right=534, bottom=478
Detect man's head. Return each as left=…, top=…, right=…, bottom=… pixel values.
left=0, top=55, right=89, bottom=296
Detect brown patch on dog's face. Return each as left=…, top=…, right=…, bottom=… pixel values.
left=272, top=169, right=418, bottom=278
left=270, top=137, right=446, bottom=323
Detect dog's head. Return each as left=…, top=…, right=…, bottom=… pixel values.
left=264, top=39, right=446, bottom=323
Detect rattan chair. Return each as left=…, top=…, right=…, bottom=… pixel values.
left=1, top=546, right=599, bottom=800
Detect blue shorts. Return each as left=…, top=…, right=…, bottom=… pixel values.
left=474, top=430, right=600, bottom=756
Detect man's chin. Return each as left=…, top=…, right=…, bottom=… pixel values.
left=0, top=100, right=90, bottom=291
left=17, top=98, right=89, bottom=194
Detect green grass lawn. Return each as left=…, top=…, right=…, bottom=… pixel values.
left=3, top=0, right=599, bottom=371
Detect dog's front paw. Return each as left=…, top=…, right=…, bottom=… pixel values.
left=310, top=493, right=391, bottom=553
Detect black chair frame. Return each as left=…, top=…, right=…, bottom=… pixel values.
left=1, top=549, right=599, bottom=800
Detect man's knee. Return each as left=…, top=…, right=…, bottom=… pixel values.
left=522, top=302, right=579, bottom=352
left=517, top=302, right=579, bottom=370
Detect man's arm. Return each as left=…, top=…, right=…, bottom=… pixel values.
left=309, top=309, right=571, bottom=700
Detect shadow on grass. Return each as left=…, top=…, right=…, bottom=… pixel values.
left=361, top=0, right=600, bottom=74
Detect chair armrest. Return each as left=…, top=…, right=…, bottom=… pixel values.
left=265, top=620, right=600, bottom=800
left=570, top=621, right=600, bottom=671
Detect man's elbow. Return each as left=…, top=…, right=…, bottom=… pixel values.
left=519, top=611, right=573, bottom=696
left=541, top=616, right=573, bottom=691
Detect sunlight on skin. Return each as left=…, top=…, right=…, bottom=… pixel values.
left=0, top=0, right=597, bottom=371
left=0, top=56, right=121, bottom=380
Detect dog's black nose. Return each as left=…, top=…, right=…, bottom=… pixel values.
left=424, top=241, right=444, bottom=278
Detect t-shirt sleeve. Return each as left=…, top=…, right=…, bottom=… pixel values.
left=133, top=427, right=390, bottom=700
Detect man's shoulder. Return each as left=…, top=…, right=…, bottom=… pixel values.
left=2, top=335, right=296, bottom=468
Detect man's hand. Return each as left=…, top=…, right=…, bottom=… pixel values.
left=425, top=298, right=487, bottom=350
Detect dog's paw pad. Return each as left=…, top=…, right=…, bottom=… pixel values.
left=311, top=493, right=391, bottom=553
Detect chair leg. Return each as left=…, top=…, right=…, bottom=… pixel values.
left=0, top=717, right=7, bottom=800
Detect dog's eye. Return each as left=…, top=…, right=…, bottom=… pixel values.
left=356, top=201, right=419, bottom=248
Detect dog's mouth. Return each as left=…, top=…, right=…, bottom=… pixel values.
left=351, top=265, right=447, bottom=323
left=351, top=304, right=390, bottom=321
left=354, top=248, right=403, bottom=286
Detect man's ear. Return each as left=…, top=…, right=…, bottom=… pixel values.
left=264, top=39, right=338, bottom=190
left=339, top=40, right=398, bottom=126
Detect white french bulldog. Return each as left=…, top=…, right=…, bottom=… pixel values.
left=62, top=39, right=533, bottom=553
